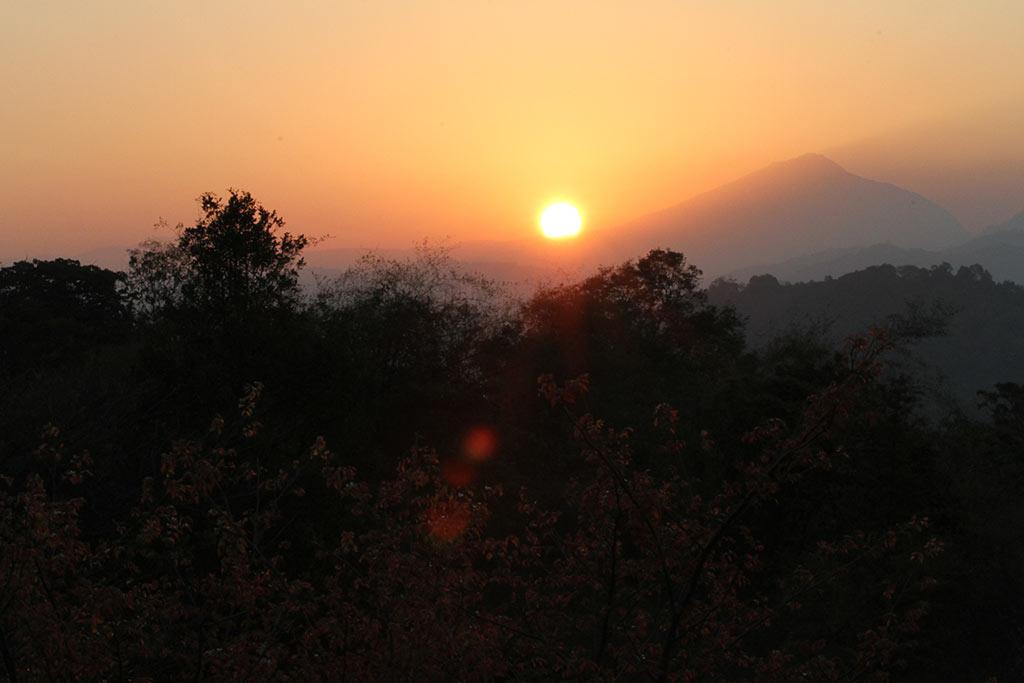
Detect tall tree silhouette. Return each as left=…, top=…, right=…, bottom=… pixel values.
left=126, top=190, right=310, bottom=409
left=128, top=190, right=307, bottom=320
left=180, top=191, right=307, bottom=316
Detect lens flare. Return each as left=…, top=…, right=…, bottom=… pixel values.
left=462, top=426, right=497, bottom=461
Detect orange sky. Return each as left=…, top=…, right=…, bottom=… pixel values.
left=2, top=1, right=1024, bottom=260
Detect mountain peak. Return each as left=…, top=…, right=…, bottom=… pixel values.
left=758, top=153, right=849, bottom=181
left=624, top=153, right=966, bottom=275
left=777, top=152, right=845, bottom=171
left=704, top=154, right=852, bottom=197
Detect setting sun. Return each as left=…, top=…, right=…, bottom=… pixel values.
left=539, top=202, right=583, bottom=239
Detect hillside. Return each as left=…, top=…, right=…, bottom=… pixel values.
left=709, top=263, right=1024, bottom=404
left=622, top=154, right=966, bottom=276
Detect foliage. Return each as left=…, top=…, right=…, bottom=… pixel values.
left=0, top=259, right=128, bottom=377
left=0, top=192, right=1020, bottom=679
left=127, top=191, right=307, bottom=320
left=0, top=342, right=941, bottom=680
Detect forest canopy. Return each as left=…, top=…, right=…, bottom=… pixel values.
left=0, top=192, right=1021, bottom=680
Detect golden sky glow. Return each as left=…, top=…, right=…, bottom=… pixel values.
left=2, top=1, right=1024, bottom=259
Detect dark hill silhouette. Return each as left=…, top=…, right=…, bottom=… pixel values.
left=709, top=262, right=1024, bottom=405
left=621, top=153, right=967, bottom=276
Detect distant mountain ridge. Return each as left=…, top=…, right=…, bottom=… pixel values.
left=726, top=212, right=1024, bottom=285
left=979, top=209, right=1024, bottom=236
left=621, top=153, right=967, bottom=276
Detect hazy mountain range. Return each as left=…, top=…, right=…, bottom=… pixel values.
left=725, top=209, right=1024, bottom=284
left=51, top=153, right=1024, bottom=290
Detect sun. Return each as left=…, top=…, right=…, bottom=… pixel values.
left=539, top=201, right=583, bottom=239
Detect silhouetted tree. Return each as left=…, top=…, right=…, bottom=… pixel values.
left=127, top=190, right=307, bottom=320
left=0, top=259, right=128, bottom=377
left=125, top=190, right=311, bottom=414
left=308, top=247, right=504, bottom=474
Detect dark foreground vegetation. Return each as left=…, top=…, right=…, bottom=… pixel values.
left=1, top=191, right=1022, bottom=681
